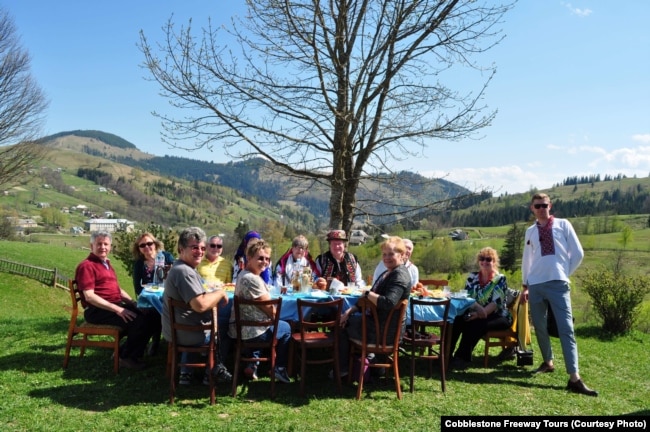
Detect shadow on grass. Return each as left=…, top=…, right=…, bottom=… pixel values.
left=447, top=364, right=567, bottom=392
left=574, top=325, right=618, bottom=341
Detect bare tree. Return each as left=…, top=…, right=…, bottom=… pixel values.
left=0, top=7, right=49, bottom=187
left=140, top=0, right=514, bottom=232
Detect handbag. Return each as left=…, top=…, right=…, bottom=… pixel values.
left=516, top=346, right=534, bottom=366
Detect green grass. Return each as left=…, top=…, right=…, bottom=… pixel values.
left=1, top=244, right=649, bottom=430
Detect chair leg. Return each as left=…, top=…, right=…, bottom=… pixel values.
left=409, top=346, right=415, bottom=393
left=393, top=356, right=402, bottom=400
left=63, top=335, right=73, bottom=369
left=441, top=341, right=447, bottom=393
left=208, top=348, right=215, bottom=406
left=483, top=338, right=490, bottom=368
left=355, top=349, right=365, bottom=400
left=299, top=346, right=307, bottom=397
left=169, top=348, right=177, bottom=405
left=113, top=339, right=120, bottom=374
left=231, top=346, right=241, bottom=397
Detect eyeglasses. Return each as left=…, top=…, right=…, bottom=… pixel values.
left=138, top=241, right=155, bottom=249
left=479, top=256, right=493, bottom=262
left=209, top=244, right=223, bottom=249
left=190, top=245, right=207, bottom=252
left=293, top=246, right=307, bottom=250
left=533, top=203, right=549, bottom=209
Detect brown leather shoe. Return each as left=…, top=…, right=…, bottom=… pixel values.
left=567, top=379, right=598, bottom=397
left=533, top=362, right=555, bottom=373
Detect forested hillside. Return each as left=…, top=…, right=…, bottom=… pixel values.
left=30, top=130, right=650, bottom=233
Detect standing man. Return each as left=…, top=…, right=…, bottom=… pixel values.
left=198, top=235, right=232, bottom=285
left=372, top=238, right=419, bottom=289
left=521, top=193, right=597, bottom=396
left=162, top=227, right=232, bottom=385
left=75, top=231, right=153, bottom=370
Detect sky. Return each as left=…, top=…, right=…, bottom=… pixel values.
left=3, top=1, right=649, bottom=196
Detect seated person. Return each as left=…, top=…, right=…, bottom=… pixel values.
left=314, top=230, right=363, bottom=290
left=162, top=227, right=232, bottom=385
left=372, top=238, right=419, bottom=289
left=448, top=247, right=513, bottom=370
left=228, top=239, right=291, bottom=383
left=336, top=236, right=411, bottom=377
left=273, top=234, right=318, bottom=290
left=232, top=230, right=272, bottom=284
left=197, top=234, right=233, bottom=365
left=197, top=235, right=232, bottom=286
left=131, top=232, right=174, bottom=356
left=75, top=230, right=154, bottom=370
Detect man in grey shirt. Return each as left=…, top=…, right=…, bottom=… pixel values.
left=162, top=227, right=232, bottom=385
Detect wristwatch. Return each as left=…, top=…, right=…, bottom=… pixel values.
left=364, top=290, right=370, bottom=298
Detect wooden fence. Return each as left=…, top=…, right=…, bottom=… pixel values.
left=0, top=259, right=69, bottom=290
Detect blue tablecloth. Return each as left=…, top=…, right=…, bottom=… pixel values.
left=138, top=290, right=474, bottom=324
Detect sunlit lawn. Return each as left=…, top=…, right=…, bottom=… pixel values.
left=1, top=270, right=648, bottom=431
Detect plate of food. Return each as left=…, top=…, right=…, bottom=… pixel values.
left=223, top=283, right=235, bottom=292
left=143, top=285, right=163, bottom=293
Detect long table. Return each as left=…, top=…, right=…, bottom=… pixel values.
left=137, top=289, right=475, bottom=325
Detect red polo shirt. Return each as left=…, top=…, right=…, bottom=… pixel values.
left=75, top=253, right=122, bottom=307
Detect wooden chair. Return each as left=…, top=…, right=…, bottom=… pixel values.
left=348, top=298, right=408, bottom=400
left=167, top=298, right=218, bottom=405
left=481, top=291, right=521, bottom=367
left=288, top=298, right=343, bottom=396
left=402, top=297, right=450, bottom=393
left=63, top=279, right=123, bottom=374
left=231, top=295, right=283, bottom=398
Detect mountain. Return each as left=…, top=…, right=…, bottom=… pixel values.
left=11, top=130, right=648, bottom=236
left=35, top=130, right=473, bottom=228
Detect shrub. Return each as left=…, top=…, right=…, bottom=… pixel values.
left=581, top=267, right=650, bottom=335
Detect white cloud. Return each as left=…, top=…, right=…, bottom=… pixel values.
left=562, top=3, right=594, bottom=17
left=632, top=134, right=650, bottom=143
left=421, top=165, right=543, bottom=196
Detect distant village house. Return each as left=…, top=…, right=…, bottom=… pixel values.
left=84, top=218, right=134, bottom=233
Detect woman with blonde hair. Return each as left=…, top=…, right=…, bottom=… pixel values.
left=449, top=247, right=512, bottom=370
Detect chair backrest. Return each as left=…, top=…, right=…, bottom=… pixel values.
left=68, top=280, right=81, bottom=320
left=167, top=297, right=217, bottom=347
left=296, top=297, right=343, bottom=337
left=418, top=279, right=449, bottom=289
left=359, top=298, right=409, bottom=351
left=409, top=297, right=450, bottom=333
left=232, top=295, right=283, bottom=347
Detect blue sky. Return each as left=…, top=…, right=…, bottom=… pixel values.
left=4, top=1, right=649, bottom=196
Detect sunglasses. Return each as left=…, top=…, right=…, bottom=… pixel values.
left=478, top=256, right=493, bottom=262
left=209, top=244, right=223, bottom=249
left=138, top=241, right=155, bottom=249
left=257, top=256, right=271, bottom=262
left=533, top=203, right=549, bottom=209
left=190, top=245, right=207, bottom=252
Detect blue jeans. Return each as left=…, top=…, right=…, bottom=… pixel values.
left=528, top=280, right=579, bottom=374
left=244, top=320, right=292, bottom=368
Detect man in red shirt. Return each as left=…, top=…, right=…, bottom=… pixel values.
left=75, top=230, right=153, bottom=370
